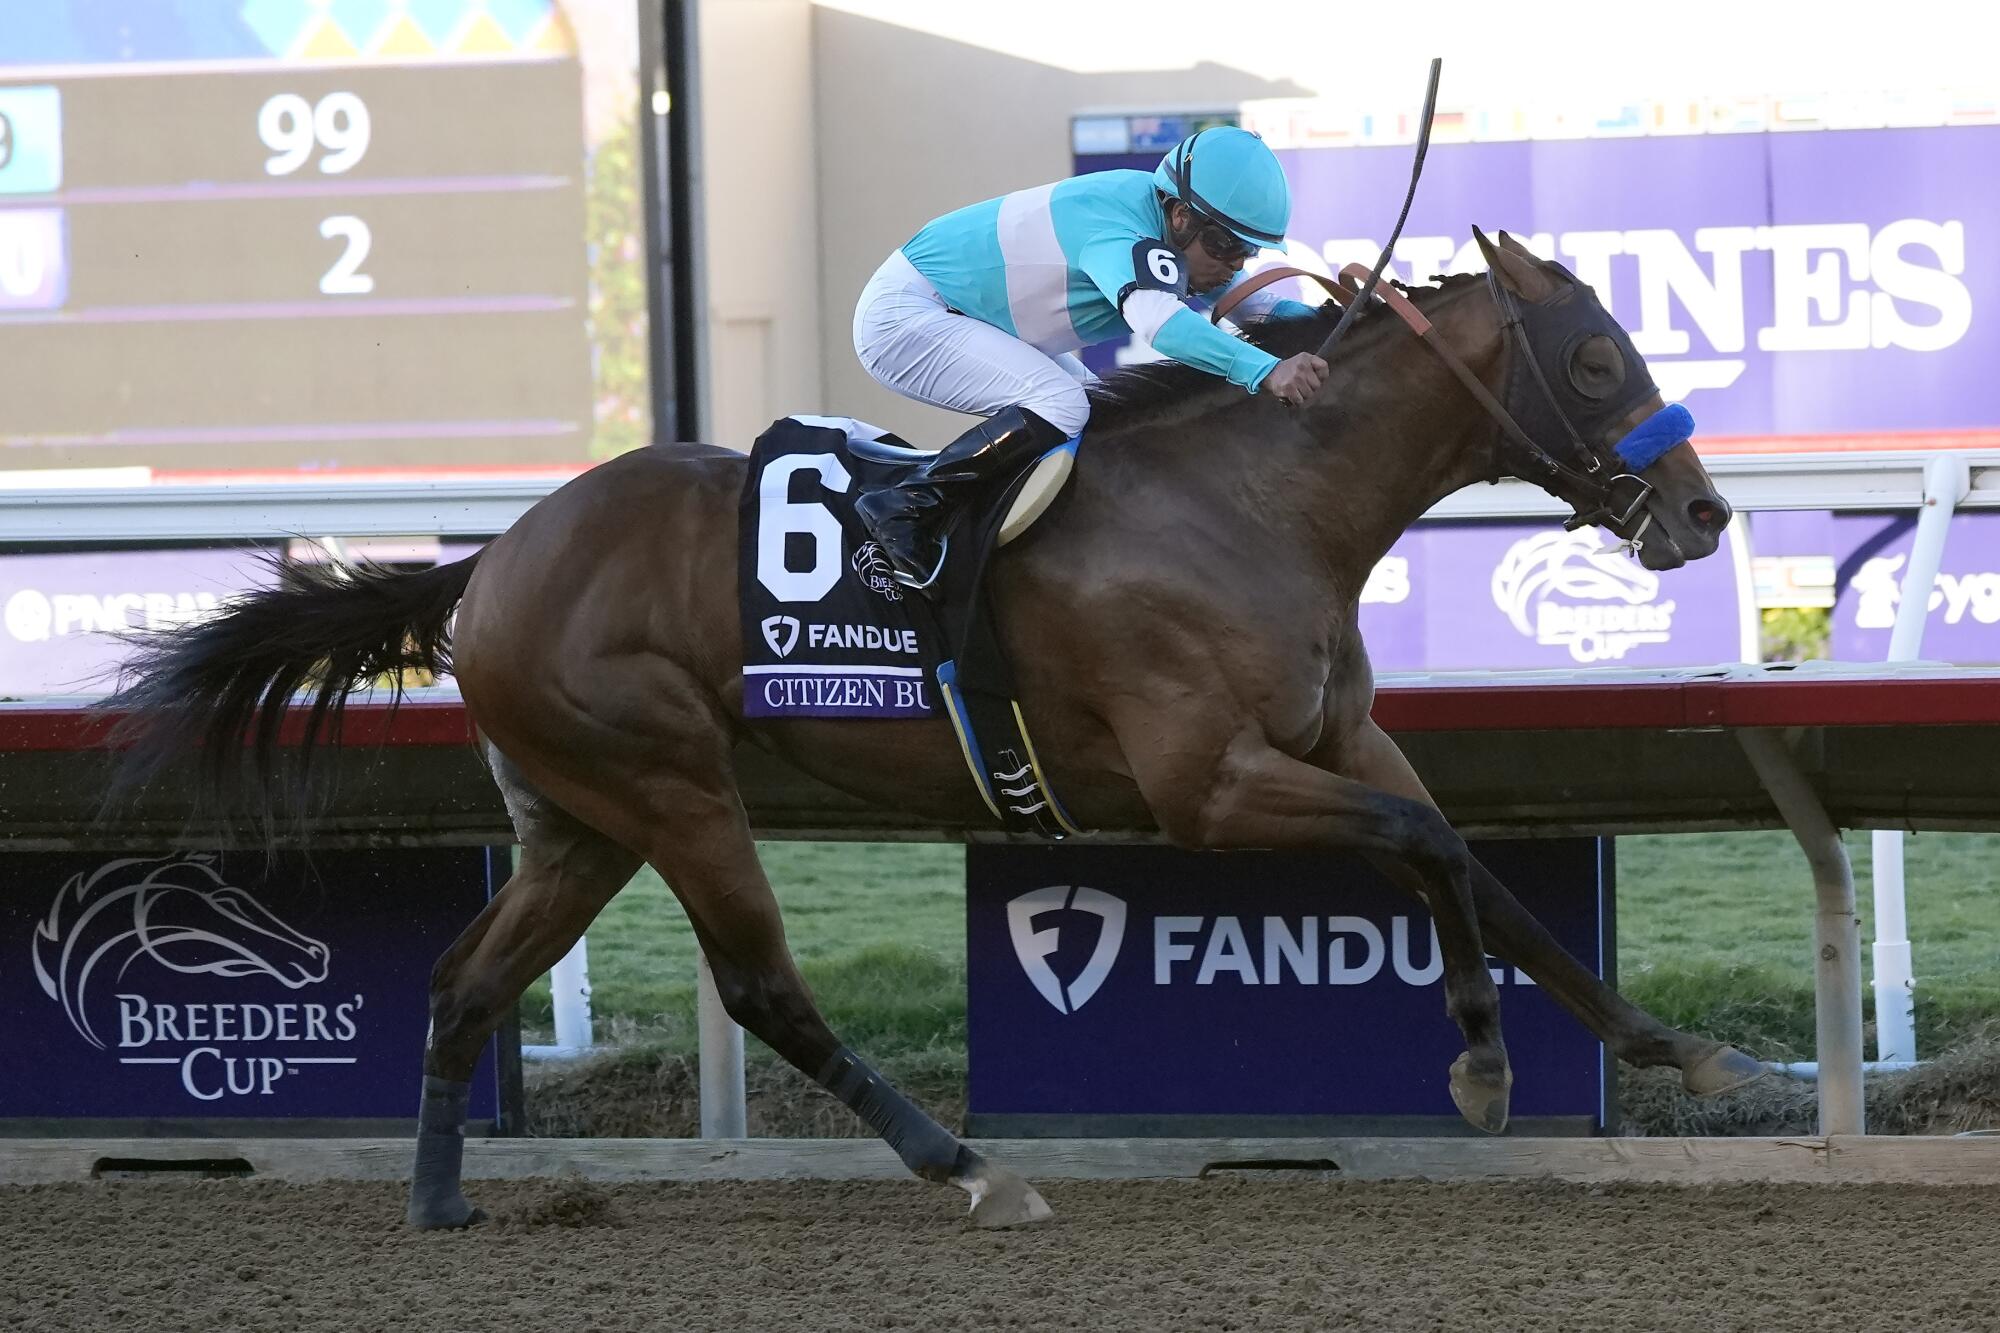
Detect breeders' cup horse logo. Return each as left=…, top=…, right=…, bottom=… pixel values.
left=850, top=541, right=904, bottom=603
left=32, top=855, right=330, bottom=1049
left=1491, top=530, right=1675, bottom=664
left=1007, top=885, right=1127, bottom=1015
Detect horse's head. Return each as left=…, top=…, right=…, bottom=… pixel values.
left=1472, top=228, right=1731, bottom=571
left=131, top=859, right=330, bottom=989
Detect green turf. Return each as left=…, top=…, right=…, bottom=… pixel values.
left=522, top=832, right=2000, bottom=1065
left=1617, top=829, right=2000, bottom=1059
left=520, top=841, right=966, bottom=1053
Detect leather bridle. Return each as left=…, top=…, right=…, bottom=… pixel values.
left=1211, top=258, right=1678, bottom=549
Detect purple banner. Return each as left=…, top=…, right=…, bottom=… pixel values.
left=0, top=547, right=274, bottom=698
left=1358, top=520, right=1745, bottom=671
left=1083, top=124, right=2000, bottom=441
left=968, top=840, right=1607, bottom=1127
left=1831, top=511, right=2000, bottom=664
left=0, top=849, right=503, bottom=1123
left=743, top=661, right=935, bottom=719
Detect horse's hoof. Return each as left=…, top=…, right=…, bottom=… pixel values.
left=406, top=1196, right=488, bottom=1231
left=1449, top=1050, right=1513, bottom=1135
left=956, top=1161, right=1053, bottom=1229
left=1683, top=1044, right=1768, bottom=1097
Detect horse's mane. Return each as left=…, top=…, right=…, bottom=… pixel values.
left=1085, top=271, right=1486, bottom=434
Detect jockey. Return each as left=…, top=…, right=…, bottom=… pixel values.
left=852, top=125, right=1329, bottom=590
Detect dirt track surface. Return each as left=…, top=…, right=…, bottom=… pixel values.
left=6, top=1177, right=1997, bottom=1331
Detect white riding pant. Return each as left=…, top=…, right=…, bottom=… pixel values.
left=851, top=250, right=1093, bottom=439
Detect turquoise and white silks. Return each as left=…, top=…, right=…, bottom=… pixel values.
left=854, top=170, right=1312, bottom=437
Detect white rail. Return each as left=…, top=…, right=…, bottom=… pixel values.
left=0, top=476, right=574, bottom=543
left=4, top=452, right=1999, bottom=543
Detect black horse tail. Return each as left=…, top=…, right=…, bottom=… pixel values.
left=104, top=551, right=483, bottom=833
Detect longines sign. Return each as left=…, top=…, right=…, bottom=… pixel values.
left=1084, top=123, right=2000, bottom=443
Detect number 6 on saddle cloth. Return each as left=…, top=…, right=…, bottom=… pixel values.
left=737, top=414, right=1081, bottom=838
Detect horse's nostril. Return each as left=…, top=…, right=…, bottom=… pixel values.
left=1687, top=498, right=1729, bottom=533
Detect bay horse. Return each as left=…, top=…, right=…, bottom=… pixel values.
left=108, top=230, right=1764, bottom=1230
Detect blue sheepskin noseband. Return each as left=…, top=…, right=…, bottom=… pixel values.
left=1613, top=403, right=1695, bottom=473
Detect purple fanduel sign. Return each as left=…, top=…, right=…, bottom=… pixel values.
left=1358, top=519, right=1745, bottom=670
left=967, top=840, right=1609, bottom=1134
left=1831, top=511, right=2000, bottom=663
left=1083, top=123, right=2000, bottom=440
left=0, top=849, right=506, bottom=1126
left=0, top=547, right=273, bottom=697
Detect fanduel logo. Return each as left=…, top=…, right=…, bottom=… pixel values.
left=1491, top=530, right=1673, bottom=663
left=1007, top=885, right=1127, bottom=1014
left=761, top=615, right=800, bottom=658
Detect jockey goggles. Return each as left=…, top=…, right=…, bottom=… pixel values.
left=1188, top=214, right=1258, bottom=263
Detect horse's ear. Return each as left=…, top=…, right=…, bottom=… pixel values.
left=1473, top=225, right=1561, bottom=304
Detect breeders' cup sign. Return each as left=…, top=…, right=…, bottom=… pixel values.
left=1357, top=520, right=1744, bottom=670
left=1080, top=124, right=2000, bottom=441
left=2, top=850, right=503, bottom=1123
left=1832, top=510, right=2000, bottom=664
left=967, top=841, right=1609, bottom=1130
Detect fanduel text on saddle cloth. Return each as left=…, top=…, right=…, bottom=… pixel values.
left=738, top=416, right=938, bottom=719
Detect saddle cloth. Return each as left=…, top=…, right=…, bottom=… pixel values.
left=736, top=414, right=1082, bottom=837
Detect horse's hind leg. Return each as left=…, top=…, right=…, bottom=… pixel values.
left=1460, top=856, right=1765, bottom=1094
left=1343, top=720, right=1765, bottom=1096
left=634, top=762, right=1050, bottom=1228
left=407, top=745, right=641, bottom=1230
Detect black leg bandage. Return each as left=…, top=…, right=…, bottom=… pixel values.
left=407, top=1075, right=483, bottom=1228
left=818, top=1047, right=969, bottom=1182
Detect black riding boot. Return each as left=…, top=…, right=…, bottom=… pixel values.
left=854, top=405, right=1067, bottom=591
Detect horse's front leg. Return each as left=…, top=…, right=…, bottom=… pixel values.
left=1142, top=732, right=1513, bottom=1133
left=1337, top=719, right=1766, bottom=1097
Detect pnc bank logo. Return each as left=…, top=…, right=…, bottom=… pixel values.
left=1006, top=884, right=1127, bottom=1014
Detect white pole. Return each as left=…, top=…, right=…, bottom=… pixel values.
left=1727, top=512, right=1761, bottom=666
left=1868, top=835, right=1915, bottom=1062
left=697, top=952, right=746, bottom=1138
left=1868, top=454, right=1969, bottom=1064
left=549, top=936, right=594, bottom=1054
left=1738, top=727, right=1865, bottom=1135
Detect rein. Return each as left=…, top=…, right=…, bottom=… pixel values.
left=1310, top=57, right=1442, bottom=366
left=1213, top=262, right=1671, bottom=546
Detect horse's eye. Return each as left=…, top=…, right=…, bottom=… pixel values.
left=1567, top=334, right=1625, bottom=400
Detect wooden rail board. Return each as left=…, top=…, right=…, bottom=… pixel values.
left=6, top=1135, right=1996, bottom=1187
